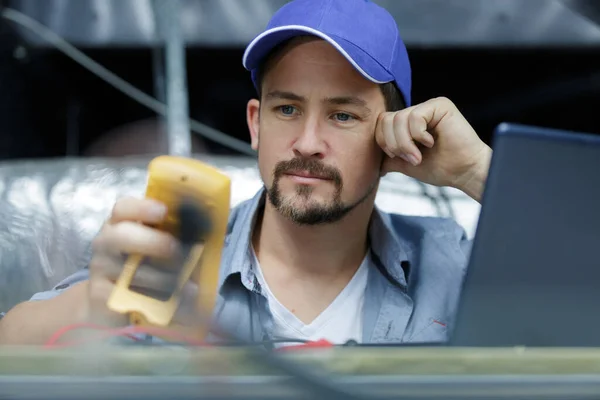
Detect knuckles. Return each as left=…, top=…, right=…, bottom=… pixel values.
left=392, top=110, right=406, bottom=125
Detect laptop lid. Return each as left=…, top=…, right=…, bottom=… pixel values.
left=450, top=123, right=600, bottom=347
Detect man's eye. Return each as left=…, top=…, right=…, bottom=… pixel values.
left=333, top=113, right=354, bottom=122
left=279, top=105, right=296, bottom=115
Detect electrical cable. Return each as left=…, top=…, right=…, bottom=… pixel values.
left=0, top=5, right=454, bottom=398
left=44, top=322, right=368, bottom=399
left=45, top=202, right=374, bottom=398
left=44, top=323, right=206, bottom=348
left=0, top=7, right=257, bottom=157
left=178, top=201, right=375, bottom=400
left=215, top=333, right=374, bottom=400
left=45, top=322, right=141, bottom=347
left=44, top=322, right=315, bottom=349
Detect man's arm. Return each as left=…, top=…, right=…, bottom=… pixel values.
left=0, top=282, right=88, bottom=345
left=1, top=195, right=209, bottom=346
left=455, top=145, right=492, bottom=204
left=376, top=97, right=492, bottom=204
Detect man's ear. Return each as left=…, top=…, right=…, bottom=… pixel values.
left=246, top=99, right=260, bottom=150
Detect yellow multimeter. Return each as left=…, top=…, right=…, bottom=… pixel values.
left=106, top=155, right=231, bottom=338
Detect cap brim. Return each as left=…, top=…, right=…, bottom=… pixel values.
left=243, top=25, right=394, bottom=85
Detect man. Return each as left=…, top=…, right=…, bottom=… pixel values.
left=0, top=0, right=491, bottom=345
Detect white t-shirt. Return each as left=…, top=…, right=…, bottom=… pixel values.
left=253, top=249, right=370, bottom=346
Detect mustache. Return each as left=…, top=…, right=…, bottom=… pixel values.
left=273, top=158, right=342, bottom=185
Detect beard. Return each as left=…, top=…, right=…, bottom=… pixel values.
left=266, top=157, right=376, bottom=225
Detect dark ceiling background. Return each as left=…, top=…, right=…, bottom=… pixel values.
left=0, top=0, right=599, bottom=159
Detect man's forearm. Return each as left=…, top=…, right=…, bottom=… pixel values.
left=457, top=146, right=492, bottom=203
left=0, top=282, right=87, bottom=345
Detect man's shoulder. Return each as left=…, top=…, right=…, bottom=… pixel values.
left=377, top=209, right=473, bottom=261
left=384, top=211, right=469, bottom=241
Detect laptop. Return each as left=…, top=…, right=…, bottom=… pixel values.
left=450, top=122, right=600, bottom=347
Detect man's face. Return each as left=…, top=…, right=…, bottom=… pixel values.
left=248, top=38, right=386, bottom=225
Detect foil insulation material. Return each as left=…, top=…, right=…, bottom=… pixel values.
left=0, top=155, right=479, bottom=312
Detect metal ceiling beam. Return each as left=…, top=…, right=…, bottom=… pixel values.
left=7, top=0, right=600, bottom=48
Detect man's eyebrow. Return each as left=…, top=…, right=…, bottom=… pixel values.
left=265, top=92, right=372, bottom=114
left=265, top=91, right=305, bottom=102
left=325, top=96, right=372, bottom=113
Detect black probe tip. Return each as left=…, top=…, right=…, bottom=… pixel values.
left=178, top=199, right=212, bottom=245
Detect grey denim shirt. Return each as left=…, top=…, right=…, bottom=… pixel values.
left=29, top=188, right=472, bottom=344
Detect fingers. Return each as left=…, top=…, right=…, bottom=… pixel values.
left=406, top=108, right=435, bottom=149
left=375, top=113, right=389, bottom=154
left=391, top=112, right=423, bottom=166
left=89, top=254, right=122, bottom=280
left=376, top=98, right=456, bottom=166
left=90, top=253, right=180, bottom=299
left=377, top=113, right=398, bottom=159
left=413, top=97, right=456, bottom=131
left=93, top=221, right=179, bottom=259
left=110, top=196, right=168, bottom=224
left=377, top=111, right=423, bottom=166
left=85, top=196, right=185, bottom=326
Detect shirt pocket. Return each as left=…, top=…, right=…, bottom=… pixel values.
left=407, top=318, right=449, bottom=343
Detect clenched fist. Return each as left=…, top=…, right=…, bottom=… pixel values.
left=375, top=97, right=492, bottom=201
left=86, top=197, right=200, bottom=327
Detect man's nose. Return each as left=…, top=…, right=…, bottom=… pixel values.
left=291, top=120, right=326, bottom=159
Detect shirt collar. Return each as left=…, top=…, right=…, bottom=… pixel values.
left=219, top=187, right=412, bottom=293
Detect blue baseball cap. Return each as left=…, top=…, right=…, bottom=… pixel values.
left=242, top=0, right=412, bottom=106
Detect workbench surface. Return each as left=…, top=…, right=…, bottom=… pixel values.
left=2, top=346, right=600, bottom=376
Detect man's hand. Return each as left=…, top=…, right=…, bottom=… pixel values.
left=0, top=198, right=203, bottom=346
left=85, top=197, right=201, bottom=327
left=375, top=97, right=492, bottom=202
